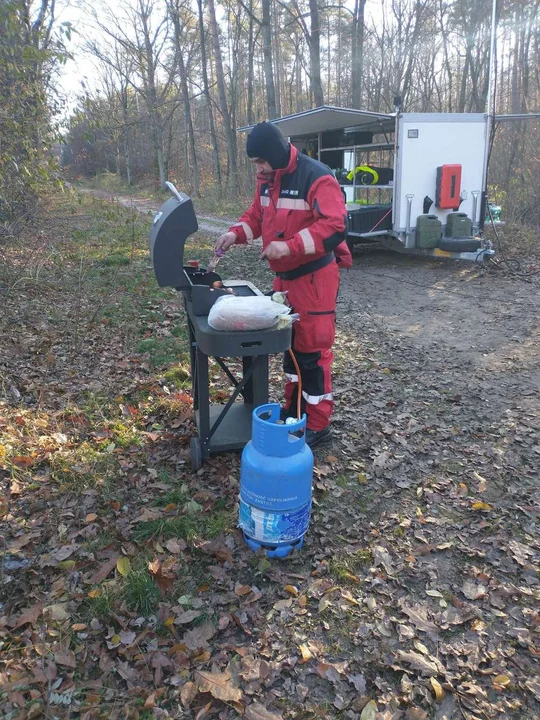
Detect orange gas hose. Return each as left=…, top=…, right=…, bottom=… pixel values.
left=288, top=348, right=302, bottom=420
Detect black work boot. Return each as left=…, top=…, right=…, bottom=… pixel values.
left=305, top=427, right=331, bottom=447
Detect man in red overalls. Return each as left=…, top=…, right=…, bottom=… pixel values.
left=216, top=122, right=352, bottom=446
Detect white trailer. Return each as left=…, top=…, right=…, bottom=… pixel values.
left=240, top=106, right=496, bottom=262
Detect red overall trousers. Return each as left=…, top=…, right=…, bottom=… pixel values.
left=274, top=260, right=339, bottom=432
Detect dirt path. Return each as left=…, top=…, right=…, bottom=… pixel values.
left=340, top=248, right=540, bottom=390
left=78, top=186, right=236, bottom=235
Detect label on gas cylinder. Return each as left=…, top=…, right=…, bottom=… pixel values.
left=239, top=500, right=311, bottom=544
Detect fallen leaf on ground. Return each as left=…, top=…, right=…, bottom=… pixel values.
left=245, top=703, right=284, bottom=720
left=234, top=583, right=252, bottom=596
left=195, top=669, right=242, bottom=702
left=372, top=545, right=395, bottom=574
left=471, top=501, right=492, bottom=512
left=89, top=555, right=120, bottom=584
left=43, top=604, right=69, bottom=622
left=274, top=599, right=292, bottom=611
left=406, top=709, right=428, bottom=720
left=174, top=610, right=201, bottom=625
left=360, top=700, right=378, bottom=719
left=117, top=660, right=138, bottom=684
left=492, top=674, right=512, bottom=689
left=13, top=603, right=43, bottom=629
left=165, top=538, right=186, bottom=553
left=117, top=556, right=131, bottom=576
left=283, top=584, right=298, bottom=596
left=430, top=677, right=445, bottom=701
left=397, top=650, right=445, bottom=676
left=182, top=622, right=215, bottom=650
left=54, top=649, right=76, bottom=668
left=120, top=630, right=137, bottom=645
left=462, top=581, right=487, bottom=600
left=180, top=681, right=198, bottom=707
left=525, top=677, right=540, bottom=701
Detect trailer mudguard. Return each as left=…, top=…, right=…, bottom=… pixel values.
left=436, top=164, right=462, bottom=209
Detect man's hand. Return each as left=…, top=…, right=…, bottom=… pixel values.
left=261, top=241, right=291, bottom=260
left=215, top=231, right=237, bottom=253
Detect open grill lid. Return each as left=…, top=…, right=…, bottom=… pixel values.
left=149, top=186, right=198, bottom=289
left=149, top=185, right=268, bottom=317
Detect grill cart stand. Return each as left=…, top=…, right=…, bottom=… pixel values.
left=149, top=185, right=291, bottom=470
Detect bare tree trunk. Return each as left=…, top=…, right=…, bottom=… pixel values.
left=296, top=44, right=302, bottom=111
left=351, top=0, right=366, bottom=108
left=458, top=51, right=470, bottom=112
left=272, top=0, right=282, bottom=117
left=169, top=1, right=200, bottom=197
left=438, top=0, right=453, bottom=112
left=136, top=0, right=169, bottom=189
left=308, top=0, right=324, bottom=105
left=207, top=0, right=239, bottom=192
left=337, top=0, right=342, bottom=105
left=120, top=83, right=133, bottom=186
left=400, top=1, right=426, bottom=107
left=196, top=0, right=222, bottom=186
left=261, top=0, right=278, bottom=118
left=247, top=0, right=255, bottom=124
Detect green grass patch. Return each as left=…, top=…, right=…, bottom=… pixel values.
left=152, top=488, right=189, bottom=507
left=132, top=516, right=199, bottom=543
left=138, top=334, right=188, bottom=368
left=335, top=474, right=349, bottom=489
left=330, top=548, right=373, bottom=584
left=82, top=583, right=119, bottom=622
left=203, top=510, right=233, bottom=538
left=123, top=569, right=160, bottom=615
left=109, top=420, right=143, bottom=449
left=163, top=360, right=191, bottom=387
left=100, top=252, right=132, bottom=267
left=82, top=532, right=118, bottom=554
left=132, top=507, right=235, bottom=544
left=78, top=392, right=120, bottom=423
left=50, top=442, right=119, bottom=494
left=82, top=571, right=159, bottom=620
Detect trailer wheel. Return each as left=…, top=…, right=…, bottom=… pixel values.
left=190, top=437, right=203, bottom=471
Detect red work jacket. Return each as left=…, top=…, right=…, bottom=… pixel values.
left=228, top=145, right=352, bottom=273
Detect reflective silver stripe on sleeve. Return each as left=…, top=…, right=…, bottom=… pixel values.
left=260, top=196, right=270, bottom=206
left=301, top=391, right=333, bottom=404
left=299, top=228, right=316, bottom=255
left=233, top=221, right=254, bottom=242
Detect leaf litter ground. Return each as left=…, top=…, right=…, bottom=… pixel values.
left=0, top=192, right=539, bottom=720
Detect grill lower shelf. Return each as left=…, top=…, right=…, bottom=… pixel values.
left=196, top=403, right=254, bottom=451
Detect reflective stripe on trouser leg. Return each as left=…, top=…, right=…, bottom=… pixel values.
left=283, top=348, right=333, bottom=432
left=277, top=263, right=338, bottom=430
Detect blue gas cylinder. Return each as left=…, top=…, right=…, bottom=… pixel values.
left=239, top=403, right=314, bottom=558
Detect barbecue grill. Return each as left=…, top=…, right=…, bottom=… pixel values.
left=149, top=184, right=292, bottom=470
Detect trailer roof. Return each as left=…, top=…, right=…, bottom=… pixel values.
left=237, top=107, right=540, bottom=138
left=237, top=105, right=396, bottom=137
left=495, top=112, right=540, bottom=122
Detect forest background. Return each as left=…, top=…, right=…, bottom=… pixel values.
left=1, top=0, right=539, bottom=237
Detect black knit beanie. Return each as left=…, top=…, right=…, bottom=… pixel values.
left=246, top=122, right=290, bottom=170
